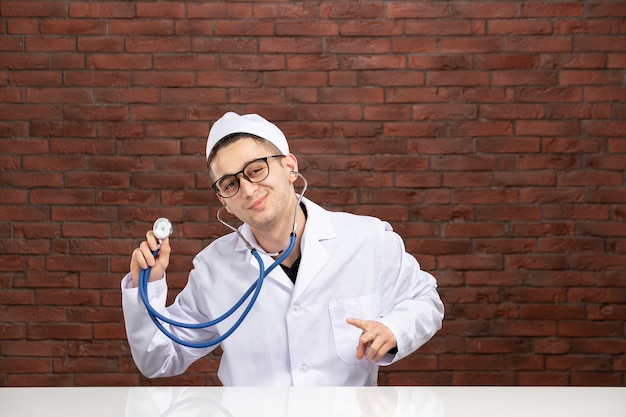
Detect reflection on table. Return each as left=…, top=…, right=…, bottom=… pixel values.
left=2, top=386, right=625, bottom=417
left=126, top=386, right=440, bottom=417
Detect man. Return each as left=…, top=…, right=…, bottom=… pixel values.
left=122, top=112, right=444, bottom=386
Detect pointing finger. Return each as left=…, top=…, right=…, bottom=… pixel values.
left=346, top=317, right=368, bottom=331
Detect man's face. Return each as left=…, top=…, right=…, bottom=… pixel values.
left=209, top=137, right=298, bottom=232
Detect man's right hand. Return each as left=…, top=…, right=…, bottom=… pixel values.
left=130, top=230, right=171, bottom=287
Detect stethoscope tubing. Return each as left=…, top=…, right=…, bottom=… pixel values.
left=138, top=234, right=295, bottom=349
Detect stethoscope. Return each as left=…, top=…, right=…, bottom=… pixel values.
left=138, top=173, right=307, bottom=349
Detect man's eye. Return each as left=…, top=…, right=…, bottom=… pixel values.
left=221, top=178, right=236, bottom=190
left=247, top=165, right=266, bottom=178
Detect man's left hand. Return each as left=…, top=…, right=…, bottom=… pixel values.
left=346, top=318, right=397, bottom=362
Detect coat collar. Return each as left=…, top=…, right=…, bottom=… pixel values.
left=234, top=197, right=336, bottom=297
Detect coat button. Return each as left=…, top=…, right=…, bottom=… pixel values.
left=298, top=364, right=309, bottom=373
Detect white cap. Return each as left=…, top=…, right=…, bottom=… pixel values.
left=206, top=112, right=289, bottom=161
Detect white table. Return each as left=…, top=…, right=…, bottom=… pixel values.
left=2, top=386, right=624, bottom=417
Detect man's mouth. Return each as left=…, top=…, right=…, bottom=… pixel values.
left=249, top=195, right=267, bottom=211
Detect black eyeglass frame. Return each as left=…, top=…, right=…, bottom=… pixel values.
left=211, top=154, right=285, bottom=198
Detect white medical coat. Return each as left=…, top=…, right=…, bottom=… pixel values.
left=121, top=198, right=444, bottom=386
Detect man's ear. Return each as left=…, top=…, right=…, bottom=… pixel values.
left=283, top=153, right=299, bottom=181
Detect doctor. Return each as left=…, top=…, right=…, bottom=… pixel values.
left=122, top=112, right=444, bottom=386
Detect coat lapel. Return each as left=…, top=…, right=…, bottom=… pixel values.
left=238, top=198, right=336, bottom=298
left=290, top=199, right=335, bottom=302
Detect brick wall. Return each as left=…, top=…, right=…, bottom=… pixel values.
left=1, top=1, right=625, bottom=386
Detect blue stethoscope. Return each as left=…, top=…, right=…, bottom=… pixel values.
left=138, top=173, right=307, bottom=349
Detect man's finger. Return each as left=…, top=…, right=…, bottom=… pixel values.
left=366, top=339, right=389, bottom=362
left=346, top=317, right=368, bottom=331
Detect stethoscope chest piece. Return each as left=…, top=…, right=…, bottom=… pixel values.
left=153, top=217, right=173, bottom=241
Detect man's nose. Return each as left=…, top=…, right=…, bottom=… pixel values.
left=237, top=174, right=257, bottom=197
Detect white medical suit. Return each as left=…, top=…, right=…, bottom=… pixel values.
left=121, top=198, right=444, bottom=386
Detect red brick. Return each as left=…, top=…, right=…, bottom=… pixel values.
left=506, top=355, right=545, bottom=371
left=407, top=20, right=473, bottom=36
left=188, top=3, right=250, bottom=19
left=586, top=3, right=626, bottom=18
left=6, top=18, right=40, bottom=34
left=507, top=36, right=572, bottom=52
left=452, top=87, right=515, bottom=103
left=64, top=70, right=129, bottom=86
left=520, top=2, right=583, bottom=18
left=341, top=21, right=403, bottom=37
left=197, top=71, right=261, bottom=88
left=556, top=19, right=620, bottom=35
left=571, top=372, right=623, bottom=386
left=0, top=104, right=62, bottom=120
left=260, top=38, right=323, bottom=54
left=126, top=37, right=190, bottom=53
left=560, top=69, right=623, bottom=85
left=392, top=37, right=438, bottom=53
left=583, top=121, right=626, bottom=137
left=475, top=238, right=537, bottom=254
left=260, top=71, right=324, bottom=88
left=51, top=53, right=85, bottom=69
left=488, top=19, right=553, bottom=35
left=452, top=372, right=517, bottom=386
left=519, top=372, right=569, bottom=385
left=517, top=120, right=580, bottom=136
left=276, top=20, right=339, bottom=37
left=575, top=36, right=626, bottom=52
left=546, top=103, right=611, bottom=119
left=518, top=87, right=582, bottom=102
left=445, top=223, right=507, bottom=239
left=77, top=36, right=124, bottom=52
left=493, top=69, right=557, bottom=86
left=468, top=338, right=532, bottom=354
left=137, top=2, right=185, bottom=18
left=0, top=37, right=25, bottom=52
left=449, top=121, right=513, bottom=136
left=0, top=53, right=50, bottom=70
left=492, top=320, right=557, bottom=337
left=440, top=354, right=504, bottom=371
left=219, top=54, right=285, bottom=71
left=440, top=38, right=504, bottom=53
left=386, top=3, right=448, bottom=19
left=40, top=19, right=107, bottom=35
left=547, top=355, right=612, bottom=371
left=451, top=2, right=517, bottom=19
left=343, top=55, right=405, bottom=70
left=109, top=19, right=174, bottom=36
left=541, top=53, right=607, bottom=69
left=439, top=255, right=504, bottom=271
left=69, top=2, right=135, bottom=18
left=569, top=288, right=626, bottom=305
left=1, top=1, right=66, bottom=17
left=253, top=4, right=316, bottom=19
left=0, top=357, right=51, bottom=374
left=213, top=20, right=274, bottom=37
left=86, top=54, right=152, bottom=70
left=476, top=54, right=539, bottom=69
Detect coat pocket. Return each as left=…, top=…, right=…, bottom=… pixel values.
left=328, top=294, right=381, bottom=366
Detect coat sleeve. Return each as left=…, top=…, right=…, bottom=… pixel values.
left=121, top=269, right=217, bottom=378
left=374, top=223, right=444, bottom=365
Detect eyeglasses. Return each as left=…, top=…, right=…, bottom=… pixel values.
left=211, top=155, right=285, bottom=198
